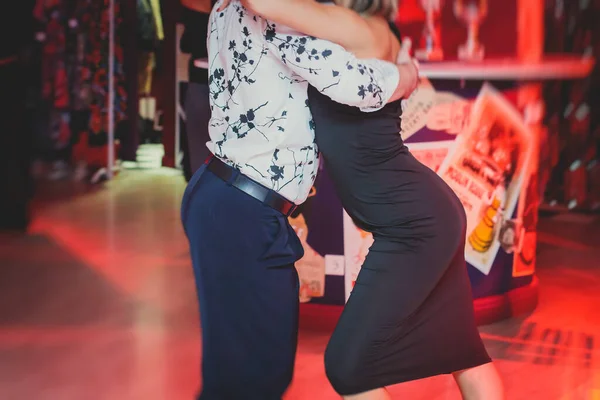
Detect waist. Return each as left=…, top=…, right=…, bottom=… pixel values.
left=206, top=156, right=298, bottom=216
left=206, top=118, right=318, bottom=204
left=308, top=85, right=402, bottom=117
left=205, top=147, right=318, bottom=205
left=317, top=132, right=406, bottom=163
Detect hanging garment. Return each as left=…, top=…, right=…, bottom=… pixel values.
left=137, top=0, right=163, bottom=145
left=70, top=0, right=127, bottom=162
left=137, top=0, right=163, bottom=52
left=34, top=0, right=73, bottom=159
left=137, top=0, right=163, bottom=95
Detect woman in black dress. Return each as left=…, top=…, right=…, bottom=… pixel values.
left=236, top=0, right=505, bottom=399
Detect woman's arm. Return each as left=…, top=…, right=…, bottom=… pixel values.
left=240, top=0, right=383, bottom=58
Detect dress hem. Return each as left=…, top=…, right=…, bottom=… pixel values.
left=337, top=353, right=493, bottom=396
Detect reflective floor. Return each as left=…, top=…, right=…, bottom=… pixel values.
left=0, top=169, right=598, bottom=400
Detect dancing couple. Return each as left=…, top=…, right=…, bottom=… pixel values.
left=181, top=0, right=505, bottom=399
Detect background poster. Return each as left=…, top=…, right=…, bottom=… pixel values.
left=401, top=78, right=472, bottom=141
left=288, top=186, right=331, bottom=304
left=342, top=211, right=374, bottom=302
left=292, top=165, right=347, bottom=305
left=436, top=84, right=535, bottom=275
left=406, top=140, right=454, bottom=172
left=511, top=169, right=539, bottom=278
left=289, top=210, right=327, bottom=303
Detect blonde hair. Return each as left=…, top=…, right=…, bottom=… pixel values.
left=334, top=0, right=398, bottom=21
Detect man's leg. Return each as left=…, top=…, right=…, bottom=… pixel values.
left=181, top=167, right=302, bottom=399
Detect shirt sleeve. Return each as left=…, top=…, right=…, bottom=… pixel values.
left=262, top=21, right=400, bottom=112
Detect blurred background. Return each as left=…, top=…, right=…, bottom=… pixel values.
left=0, top=0, right=598, bottom=399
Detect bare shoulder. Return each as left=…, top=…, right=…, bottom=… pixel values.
left=353, top=17, right=398, bottom=62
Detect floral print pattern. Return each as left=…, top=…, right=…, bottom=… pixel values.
left=207, top=1, right=400, bottom=204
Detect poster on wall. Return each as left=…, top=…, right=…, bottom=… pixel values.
left=342, top=211, right=374, bottom=302
left=511, top=170, right=538, bottom=278
left=288, top=209, right=327, bottom=303
left=436, top=84, right=535, bottom=275
left=288, top=187, right=327, bottom=303
left=406, top=140, right=454, bottom=172
left=288, top=178, right=347, bottom=304
left=400, top=78, right=472, bottom=141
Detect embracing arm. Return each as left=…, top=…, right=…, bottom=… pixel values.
left=214, top=0, right=417, bottom=105
left=263, top=21, right=414, bottom=110
left=242, top=0, right=381, bottom=58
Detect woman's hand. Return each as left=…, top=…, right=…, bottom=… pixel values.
left=398, top=39, right=420, bottom=96
left=390, top=39, right=420, bottom=101
left=395, top=62, right=419, bottom=100
left=397, top=38, right=420, bottom=70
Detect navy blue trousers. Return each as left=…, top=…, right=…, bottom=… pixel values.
left=181, top=165, right=304, bottom=399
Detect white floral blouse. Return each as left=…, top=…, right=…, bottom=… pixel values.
left=206, top=0, right=400, bottom=204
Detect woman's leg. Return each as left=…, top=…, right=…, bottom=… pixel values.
left=324, top=242, right=460, bottom=396
left=325, top=189, right=498, bottom=397
left=342, top=388, right=391, bottom=400
left=453, top=362, right=505, bottom=400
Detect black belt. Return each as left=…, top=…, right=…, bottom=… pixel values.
left=205, top=156, right=297, bottom=217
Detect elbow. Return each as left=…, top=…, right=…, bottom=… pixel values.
left=330, top=85, right=384, bottom=111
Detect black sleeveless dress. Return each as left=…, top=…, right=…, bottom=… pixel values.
left=308, top=26, right=492, bottom=395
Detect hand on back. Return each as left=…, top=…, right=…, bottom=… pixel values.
left=395, top=38, right=420, bottom=99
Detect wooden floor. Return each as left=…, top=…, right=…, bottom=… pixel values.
left=0, top=169, right=598, bottom=400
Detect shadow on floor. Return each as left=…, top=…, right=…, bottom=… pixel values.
left=0, top=233, right=145, bottom=327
